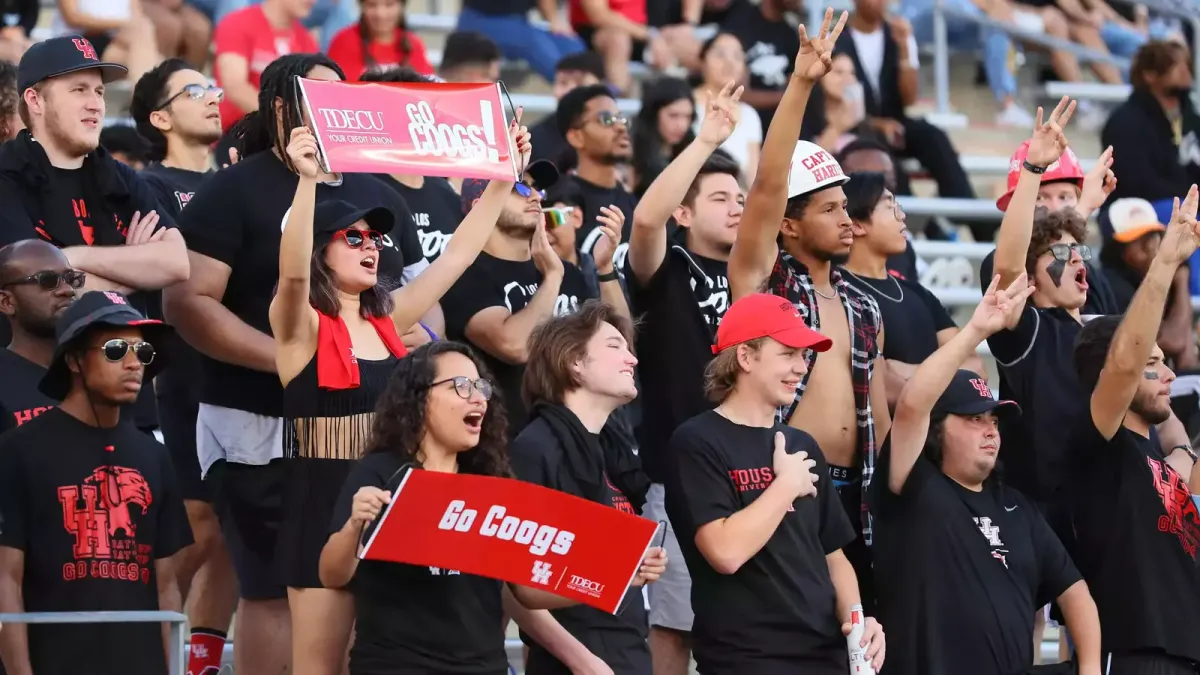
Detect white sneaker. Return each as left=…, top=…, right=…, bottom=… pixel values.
left=995, top=103, right=1036, bottom=127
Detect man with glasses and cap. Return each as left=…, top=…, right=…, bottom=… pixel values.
left=440, top=158, right=629, bottom=436
left=0, top=239, right=83, bottom=433
left=0, top=290, right=192, bottom=675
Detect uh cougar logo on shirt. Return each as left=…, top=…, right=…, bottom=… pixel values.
left=57, top=464, right=155, bottom=583
left=1147, top=457, right=1200, bottom=559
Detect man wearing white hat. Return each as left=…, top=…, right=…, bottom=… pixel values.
left=728, top=7, right=889, bottom=613
left=1100, top=197, right=1197, bottom=370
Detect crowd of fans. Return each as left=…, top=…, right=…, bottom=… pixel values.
left=0, top=0, right=1196, bottom=674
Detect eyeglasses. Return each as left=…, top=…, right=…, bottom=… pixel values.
left=1045, top=242, right=1092, bottom=263
left=514, top=183, right=545, bottom=200
left=430, top=376, right=493, bottom=400
left=155, top=83, right=224, bottom=111
left=575, top=111, right=628, bottom=130
left=335, top=229, right=385, bottom=249
left=1, top=269, right=86, bottom=290
left=98, top=338, right=156, bottom=365
left=876, top=197, right=904, bottom=219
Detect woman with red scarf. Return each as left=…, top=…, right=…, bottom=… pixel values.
left=327, top=0, right=433, bottom=80
left=269, top=118, right=531, bottom=675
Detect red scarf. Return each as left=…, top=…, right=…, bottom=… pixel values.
left=316, top=312, right=408, bottom=390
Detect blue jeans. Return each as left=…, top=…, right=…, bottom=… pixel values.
left=1100, top=20, right=1147, bottom=59
left=456, top=6, right=585, bottom=83
left=201, top=0, right=357, bottom=51
left=904, top=0, right=1018, bottom=103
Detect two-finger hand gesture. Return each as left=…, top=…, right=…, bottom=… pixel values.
left=1026, top=96, right=1076, bottom=168
left=697, top=81, right=745, bottom=147
left=286, top=125, right=322, bottom=179
left=794, top=8, right=849, bottom=82
left=970, top=274, right=1035, bottom=337
left=1157, top=184, right=1200, bottom=266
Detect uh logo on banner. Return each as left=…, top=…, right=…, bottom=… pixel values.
left=296, top=77, right=519, bottom=181
left=360, top=469, right=661, bottom=614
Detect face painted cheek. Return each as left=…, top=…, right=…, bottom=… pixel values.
left=1144, top=370, right=1161, bottom=381
left=1045, top=258, right=1067, bottom=288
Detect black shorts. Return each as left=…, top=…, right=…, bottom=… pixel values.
left=209, top=459, right=288, bottom=601
left=574, top=25, right=648, bottom=63
left=156, top=393, right=210, bottom=503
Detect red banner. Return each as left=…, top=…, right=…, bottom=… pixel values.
left=361, top=469, right=660, bottom=614
left=296, top=78, right=518, bottom=180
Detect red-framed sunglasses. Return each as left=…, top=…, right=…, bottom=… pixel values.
left=333, top=229, right=385, bottom=249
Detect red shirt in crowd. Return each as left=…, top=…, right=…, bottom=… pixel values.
left=214, top=5, right=319, bottom=131
left=568, top=0, right=646, bottom=27
left=327, top=26, right=435, bottom=80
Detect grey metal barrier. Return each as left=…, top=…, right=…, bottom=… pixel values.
left=897, top=195, right=1002, bottom=220
left=0, top=610, right=188, bottom=675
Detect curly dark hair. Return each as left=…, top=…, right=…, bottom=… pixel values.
left=1026, top=207, right=1087, bottom=277
left=130, top=57, right=193, bottom=162
left=0, top=61, right=19, bottom=142
left=366, top=341, right=512, bottom=477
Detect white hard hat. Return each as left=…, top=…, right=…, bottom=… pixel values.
left=787, top=141, right=849, bottom=199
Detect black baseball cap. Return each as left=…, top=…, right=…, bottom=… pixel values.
left=312, top=200, right=395, bottom=245
left=932, top=370, right=1021, bottom=419
left=18, top=35, right=128, bottom=92
left=40, top=290, right=175, bottom=400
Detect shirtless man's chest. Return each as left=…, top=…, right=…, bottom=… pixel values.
left=789, top=293, right=859, bottom=469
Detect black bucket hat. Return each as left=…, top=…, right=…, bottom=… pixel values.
left=312, top=200, right=395, bottom=247
left=39, top=291, right=175, bottom=400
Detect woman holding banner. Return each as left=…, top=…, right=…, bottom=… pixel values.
left=270, top=115, right=532, bottom=675
left=320, top=341, right=613, bottom=674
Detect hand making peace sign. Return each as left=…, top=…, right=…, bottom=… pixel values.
left=794, top=8, right=849, bottom=83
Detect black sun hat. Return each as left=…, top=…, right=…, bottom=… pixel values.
left=18, top=35, right=128, bottom=92
left=40, top=291, right=175, bottom=400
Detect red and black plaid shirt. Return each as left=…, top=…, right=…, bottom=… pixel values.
left=768, top=253, right=883, bottom=545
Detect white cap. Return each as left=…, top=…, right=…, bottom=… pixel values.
left=1109, top=197, right=1166, bottom=244
left=786, top=141, right=849, bottom=199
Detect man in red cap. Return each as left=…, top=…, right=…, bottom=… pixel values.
left=663, top=292, right=885, bottom=675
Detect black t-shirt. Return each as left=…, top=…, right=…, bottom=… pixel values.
left=870, top=440, right=1080, bottom=675
left=986, top=306, right=1085, bottom=510
left=441, top=252, right=595, bottom=430
left=560, top=175, right=638, bottom=269
left=0, top=349, right=56, bottom=433
left=378, top=175, right=463, bottom=264
left=0, top=408, right=193, bottom=675
left=1068, top=419, right=1200, bottom=663
left=176, top=151, right=423, bottom=417
left=664, top=411, right=856, bottom=674
left=509, top=417, right=651, bottom=674
left=721, top=1, right=798, bottom=128
left=626, top=245, right=728, bottom=483
left=841, top=269, right=954, bottom=364
left=329, top=452, right=508, bottom=675
left=140, top=163, right=212, bottom=402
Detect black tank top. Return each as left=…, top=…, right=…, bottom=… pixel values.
left=283, top=352, right=397, bottom=460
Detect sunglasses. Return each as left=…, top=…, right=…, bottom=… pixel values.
left=515, top=183, right=545, bottom=200
left=155, top=83, right=224, bottom=111
left=2, top=269, right=86, bottom=290
left=542, top=206, right=574, bottom=229
left=335, top=229, right=385, bottom=249
left=430, top=376, right=493, bottom=401
left=1045, top=242, right=1092, bottom=263
left=99, top=338, right=156, bottom=365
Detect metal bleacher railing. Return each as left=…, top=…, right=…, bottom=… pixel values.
left=0, top=611, right=189, bottom=675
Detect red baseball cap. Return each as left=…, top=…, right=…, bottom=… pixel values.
left=713, top=294, right=833, bottom=354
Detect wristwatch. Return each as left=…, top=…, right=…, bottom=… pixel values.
left=1022, top=160, right=1046, bottom=174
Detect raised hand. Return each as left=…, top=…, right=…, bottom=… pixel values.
left=531, top=214, right=565, bottom=279
left=1157, top=184, right=1200, bottom=266
left=794, top=8, right=849, bottom=82
left=1026, top=96, right=1076, bottom=168
left=592, top=206, right=624, bottom=274
left=286, top=125, right=322, bottom=179
left=697, top=81, right=745, bottom=147
left=510, top=106, right=532, bottom=176
left=771, top=431, right=819, bottom=499
left=971, top=274, right=1036, bottom=336
left=1078, top=145, right=1117, bottom=214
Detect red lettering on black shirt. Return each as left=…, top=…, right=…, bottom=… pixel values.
left=13, top=405, right=53, bottom=426
left=1147, top=457, right=1200, bottom=558
left=57, top=465, right=155, bottom=583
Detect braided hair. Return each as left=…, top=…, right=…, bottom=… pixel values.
left=358, top=0, right=413, bottom=74
left=227, top=53, right=345, bottom=171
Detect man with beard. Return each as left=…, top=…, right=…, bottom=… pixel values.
left=624, top=81, right=744, bottom=675
left=728, top=8, right=890, bottom=611
left=130, top=57, right=237, bottom=675
left=555, top=84, right=638, bottom=269
left=1069, top=184, right=1200, bottom=674
left=440, top=163, right=630, bottom=436
left=0, top=239, right=81, bottom=432
left=0, top=36, right=189, bottom=295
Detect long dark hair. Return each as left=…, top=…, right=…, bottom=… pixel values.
left=632, top=77, right=695, bottom=197
left=227, top=53, right=346, bottom=169
left=308, top=239, right=395, bottom=319
left=358, top=0, right=412, bottom=73
left=842, top=171, right=888, bottom=223
left=366, top=341, right=513, bottom=477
